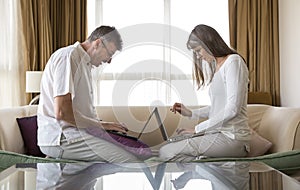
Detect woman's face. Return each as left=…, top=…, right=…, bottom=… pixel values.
left=193, top=46, right=215, bottom=63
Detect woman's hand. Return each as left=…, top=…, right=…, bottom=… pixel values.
left=176, top=128, right=195, bottom=135
left=101, top=121, right=128, bottom=134
left=170, top=102, right=192, bottom=117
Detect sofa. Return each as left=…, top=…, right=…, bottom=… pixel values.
left=0, top=104, right=300, bottom=174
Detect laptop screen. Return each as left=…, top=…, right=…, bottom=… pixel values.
left=137, top=107, right=169, bottom=141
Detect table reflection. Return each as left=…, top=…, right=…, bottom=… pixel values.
left=172, top=162, right=249, bottom=190
left=33, top=161, right=250, bottom=190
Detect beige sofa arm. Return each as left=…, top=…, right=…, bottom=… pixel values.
left=247, top=105, right=300, bottom=153
left=0, top=105, right=38, bottom=153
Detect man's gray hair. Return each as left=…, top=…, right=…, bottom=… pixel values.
left=88, top=26, right=123, bottom=51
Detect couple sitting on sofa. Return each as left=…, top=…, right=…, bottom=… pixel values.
left=37, top=24, right=251, bottom=163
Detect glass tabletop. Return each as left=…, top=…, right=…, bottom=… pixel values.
left=0, top=161, right=299, bottom=190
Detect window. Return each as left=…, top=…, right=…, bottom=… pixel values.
left=87, top=0, right=229, bottom=106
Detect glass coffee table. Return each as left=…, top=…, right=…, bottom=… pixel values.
left=0, top=161, right=299, bottom=190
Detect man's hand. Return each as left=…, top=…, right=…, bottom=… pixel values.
left=101, top=121, right=128, bottom=134
left=170, top=103, right=192, bottom=117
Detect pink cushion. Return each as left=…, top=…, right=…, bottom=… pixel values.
left=247, top=129, right=272, bottom=157
left=86, top=126, right=152, bottom=159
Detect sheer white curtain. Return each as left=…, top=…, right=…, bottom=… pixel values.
left=0, top=0, right=25, bottom=107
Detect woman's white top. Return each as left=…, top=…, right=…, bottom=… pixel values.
left=191, top=54, right=251, bottom=141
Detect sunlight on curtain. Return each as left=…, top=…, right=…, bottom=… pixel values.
left=228, top=0, right=280, bottom=105
left=0, top=0, right=25, bottom=107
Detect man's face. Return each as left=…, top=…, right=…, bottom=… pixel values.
left=90, top=40, right=118, bottom=67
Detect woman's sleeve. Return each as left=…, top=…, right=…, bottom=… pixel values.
left=190, top=106, right=210, bottom=119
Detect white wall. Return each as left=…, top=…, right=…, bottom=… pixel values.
left=279, top=0, right=300, bottom=107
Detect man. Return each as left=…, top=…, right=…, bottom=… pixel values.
left=37, top=26, right=140, bottom=162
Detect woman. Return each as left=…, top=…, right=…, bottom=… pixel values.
left=159, top=24, right=251, bottom=161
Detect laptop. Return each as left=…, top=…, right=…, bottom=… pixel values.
left=151, top=107, right=219, bottom=143
left=107, top=106, right=217, bottom=143
left=106, top=106, right=161, bottom=141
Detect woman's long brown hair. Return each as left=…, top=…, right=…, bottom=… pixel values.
left=187, top=24, right=243, bottom=89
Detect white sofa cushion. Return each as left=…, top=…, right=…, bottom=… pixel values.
left=247, top=104, right=300, bottom=153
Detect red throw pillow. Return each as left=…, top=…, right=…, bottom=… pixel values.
left=16, top=116, right=45, bottom=157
